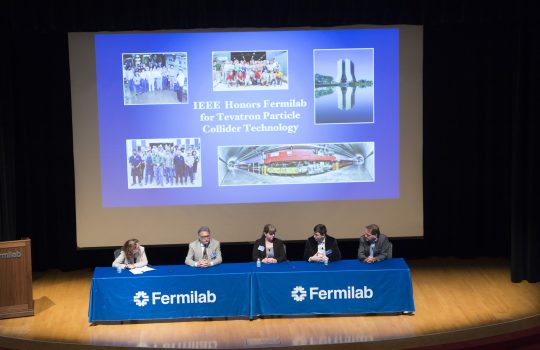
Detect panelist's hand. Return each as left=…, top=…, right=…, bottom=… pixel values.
left=127, top=264, right=135, bottom=269
left=309, top=254, right=325, bottom=263
left=263, top=258, right=277, bottom=264
left=197, top=259, right=211, bottom=268
left=363, top=257, right=376, bottom=263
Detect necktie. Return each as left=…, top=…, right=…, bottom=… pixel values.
left=203, top=246, right=208, bottom=260
left=369, top=242, right=375, bottom=257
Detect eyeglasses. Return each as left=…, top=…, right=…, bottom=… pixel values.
left=199, top=235, right=210, bottom=238
left=266, top=232, right=276, bottom=236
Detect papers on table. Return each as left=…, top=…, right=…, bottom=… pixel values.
left=129, top=266, right=156, bottom=275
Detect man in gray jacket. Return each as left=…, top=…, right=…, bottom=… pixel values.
left=185, top=226, right=223, bottom=267
left=358, top=224, right=392, bottom=263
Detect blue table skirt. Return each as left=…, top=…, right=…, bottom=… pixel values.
left=89, top=263, right=254, bottom=322
left=251, top=259, right=415, bottom=316
left=88, top=259, right=415, bottom=322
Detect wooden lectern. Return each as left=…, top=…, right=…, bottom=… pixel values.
left=0, top=239, right=34, bottom=319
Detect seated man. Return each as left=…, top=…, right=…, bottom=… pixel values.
left=304, top=224, right=341, bottom=262
left=358, top=224, right=392, bottom=263
left=185, top=226, right=222, bottom=267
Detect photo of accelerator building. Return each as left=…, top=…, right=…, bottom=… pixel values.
left=337, top=58, right=357, bottom=84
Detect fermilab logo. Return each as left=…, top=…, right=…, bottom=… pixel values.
left=0, top=251, right=22, bottom=259
left=133, top=290, right=217, bottom=307
left=291, top=286, right=307, bottom=302
left=133, top=291, right=150, bottom=307
left=290, top=285, right=374, bottom=302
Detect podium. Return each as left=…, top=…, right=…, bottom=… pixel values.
left=0, top=239, right=34, bottom=319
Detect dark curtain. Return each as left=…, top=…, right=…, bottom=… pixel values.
left=0, top=31, right=79, bottom=270
left=0, top=34, right=17, bottom=243
left=509, top=23, right=540, bottom=282
left=0, top=1, right=538, bottom=281
left=423, top=25, right=513, bottom=259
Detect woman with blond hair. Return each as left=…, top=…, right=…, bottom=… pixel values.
left=112, top=238, right=148, bottom=270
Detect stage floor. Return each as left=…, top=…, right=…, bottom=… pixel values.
left=0, top=258, right=539, bottom=350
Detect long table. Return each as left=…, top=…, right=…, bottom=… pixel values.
left=251, top=259, right=415, bottom=317
left=88, top=259, right=415, bottom=322
left=88, top=263, right=252, bottom=322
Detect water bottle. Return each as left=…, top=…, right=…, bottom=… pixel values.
left=116, top=266, right=122, bottom=274
left=256, top=258, right=261, bottom=268
left=324, top=257, right=329, bottom=267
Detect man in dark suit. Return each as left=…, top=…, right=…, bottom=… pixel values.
left=358, top=224, right=392, bottom=263
left=304, top=224, right=341, bottom=262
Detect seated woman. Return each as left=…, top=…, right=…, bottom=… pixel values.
left=112, top=238, right=148, bottom=269
left=252, top=224, right=287, bottom=263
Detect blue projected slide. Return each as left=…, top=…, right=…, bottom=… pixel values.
left=95, top=28, right=399, bottom=207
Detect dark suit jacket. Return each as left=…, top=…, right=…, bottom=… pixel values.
left=252, top=237, right=287, bottom=262
left=303, top=235, right=342, bottom=262
left=358, top=233, right=392, bottom=262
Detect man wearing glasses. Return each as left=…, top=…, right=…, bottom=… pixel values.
left=358, top=224, right=392, bottom=263
left=185, top=226, right=222, bottom=267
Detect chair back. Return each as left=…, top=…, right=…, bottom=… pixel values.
left=283, top=243, right=289, bottom=262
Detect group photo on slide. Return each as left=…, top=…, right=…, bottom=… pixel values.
left=122, top=52, right=188, bottom=105
left=126, top=138, right=201, bottom=189
left=212, top=50, right=288, bottom=91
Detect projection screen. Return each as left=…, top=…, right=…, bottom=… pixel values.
left=69, top=25, right=423, bottom=248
